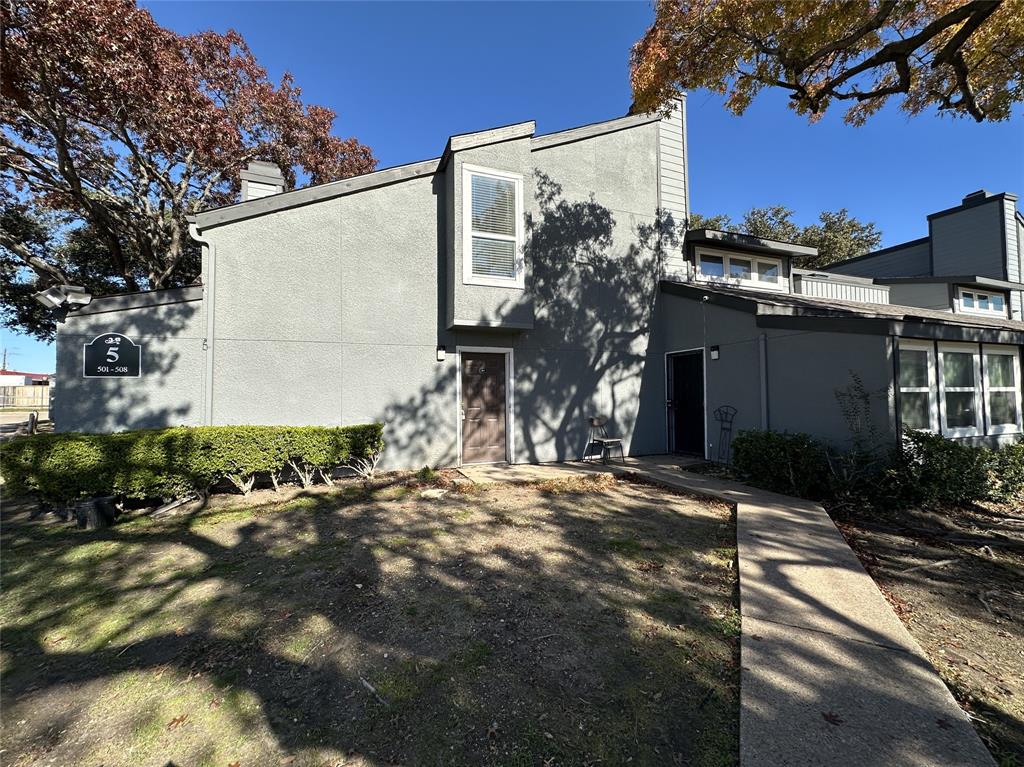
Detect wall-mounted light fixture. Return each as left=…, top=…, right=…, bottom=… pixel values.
left=710, top=345, right=720, bottom=360
left=436, top=345, right=446, bottom=362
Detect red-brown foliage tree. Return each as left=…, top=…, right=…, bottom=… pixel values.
left=1, top=0, right=375, bottom=313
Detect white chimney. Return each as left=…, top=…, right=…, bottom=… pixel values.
left=240, top=161, right=285, bottom=201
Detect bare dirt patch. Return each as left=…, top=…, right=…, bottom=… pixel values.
left=1, top=472, right=738, bottom=766
left=835, top=502, right=1024, bottom=765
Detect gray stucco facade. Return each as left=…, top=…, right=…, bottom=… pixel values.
left=53, top=102, right=1024, bottom=465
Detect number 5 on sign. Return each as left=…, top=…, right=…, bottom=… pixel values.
left=83, top=333, right=142, bottom=378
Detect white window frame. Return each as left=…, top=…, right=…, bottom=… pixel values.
left=462, top=164, right=525, bottom=289
left=897, top=340, right=938, bottom=433
left=982, top=344, right=1023, bottom=435
left=693, top=246, right=788, bottom=292
left=937, top=342, right=984, bottom=438
left=956, top=286, right=1008, bottom=317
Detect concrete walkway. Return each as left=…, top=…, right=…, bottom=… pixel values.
left=460, top=456, right=994, bottom=766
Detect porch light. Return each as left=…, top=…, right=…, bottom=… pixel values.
left=436, top=345, right=446, bottom=362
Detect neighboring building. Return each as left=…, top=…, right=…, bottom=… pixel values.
left=0, top=369, right=51, bottom=386
left=51, top=100, right=1024, bottom=466
left=826, top=191, right=1024, bottom=321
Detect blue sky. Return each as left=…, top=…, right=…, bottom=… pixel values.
left=5, top=1, right=1023, bottom=373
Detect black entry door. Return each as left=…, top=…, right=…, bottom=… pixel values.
left=668, top=352, right=705, bottom=456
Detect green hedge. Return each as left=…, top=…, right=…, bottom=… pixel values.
left=0, top=424, right=384, bottom=503
left=731, top=430, right=832, bottom=499
left=731, top=427, right=1024, bottom=509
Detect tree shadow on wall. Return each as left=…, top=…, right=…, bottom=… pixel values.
left=511, top=171, right=677, bottom=462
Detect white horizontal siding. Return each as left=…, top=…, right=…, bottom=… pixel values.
left=797, top=278, right=890, bottom=304
left=659, top=99, right=688, bottom=280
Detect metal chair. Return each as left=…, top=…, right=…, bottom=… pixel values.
left=583, top=415, right=626, bottom=465
left=714, top=405, right=737, bottom=463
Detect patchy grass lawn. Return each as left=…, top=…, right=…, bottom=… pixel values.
left=835, top=502, right=1024, bottom=766
left=0, top=473, right=738, bottom=767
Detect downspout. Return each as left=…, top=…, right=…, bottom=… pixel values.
left=187, top=218, right=216, bottom=426
left=759, top=333, right=769, bottom=430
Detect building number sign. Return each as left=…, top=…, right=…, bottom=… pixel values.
left=83, top=333, right=143, bottom=378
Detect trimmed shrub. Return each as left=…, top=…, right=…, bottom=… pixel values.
left=887, top=429, right=991, bottom=508
left=986, top=442, right=1024, bottom=507
left=731, top=430, right=831, bottom=499
left=0, top=423, right=384, bottom=503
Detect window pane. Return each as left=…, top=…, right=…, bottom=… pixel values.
left=977, top=294, right=990, bottom=311
left=901, top=392, right=931, bottom=430
left=986, top=354, right=1015, bottom=388
left=700, top=255, right=724, bottom=277
left=943, top=352, right=975, bottom=388
left=471, top=236, right=516, bottom=278
left=991, top=294, right=1005, bottom=311
left=989, top=391, right=1018, bottom=426
left=757, top=261, right=779, bottom=283
left=899, top=349, right=929, bottom=388
left=962, top=292, right=975, bottom=308
left=471, top=175, right=516, bottom=236
left=945, top=391, right=977, bottom=428
left=729, top=258, right=751, bottom=280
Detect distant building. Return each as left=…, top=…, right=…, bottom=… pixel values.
left=0, top=369, right=51, bottom=386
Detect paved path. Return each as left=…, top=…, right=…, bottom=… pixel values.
left=460, top=456, right=994, bottom=767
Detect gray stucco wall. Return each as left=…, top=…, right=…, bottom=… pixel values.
left=189, top=117, right=666, bottom=469
left=54, top=295, right=205, bottom=432
left=646, top=293, right=895, bottom=460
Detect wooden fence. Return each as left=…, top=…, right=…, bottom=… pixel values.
left=0, top=385, right=51, bottom=410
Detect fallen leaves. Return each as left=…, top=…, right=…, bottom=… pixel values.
left=167, top=714, right=188, bottom=730
left=821, top=711, right=843, bottom=726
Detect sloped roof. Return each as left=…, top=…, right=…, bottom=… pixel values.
left=661, top=280, right=1024, bottom=344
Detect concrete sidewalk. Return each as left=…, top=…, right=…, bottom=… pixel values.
left=459, top=457, right=994, bottom=766
left=614, top=456, right=994, bottom=767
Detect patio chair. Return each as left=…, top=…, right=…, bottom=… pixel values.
left=583, top=415, right=626, bottom=465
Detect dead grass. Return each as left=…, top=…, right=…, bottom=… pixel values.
left=835, top=501, right=1024, bottom=766
left=0, top=472, right=738, bottom=767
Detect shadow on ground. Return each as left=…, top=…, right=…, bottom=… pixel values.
left=0, top=474, right=738, bottom=766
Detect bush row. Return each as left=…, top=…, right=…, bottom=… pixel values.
left=0, top=424, right=385, bottom=503
left=731, top=428, right=1024, bottom=509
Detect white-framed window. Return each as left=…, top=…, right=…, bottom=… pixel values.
left=897, top=340, right=938, bottom=432
left=956, top=286, right=1007, bottom=317
left=462, top=164, right=524, bottom=288
left=982, top=345, right=1023, bottom=434
left=937, top=343, right=983, bottom=437
left=694, top=247, right=786, bottom=292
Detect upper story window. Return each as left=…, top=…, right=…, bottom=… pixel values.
left=462, top=164, right=524, bottom=288
left=898, top=339, right=1022, bottom=438
left=956, top=286, right=1007, bottom=317
left=694, top=247, right=786, bottom=292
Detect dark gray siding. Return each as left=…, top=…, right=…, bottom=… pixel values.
left=828, top=240, right=931, bottom=278
left=930, top=198, right=1005, bottom=278
left=886, top=282, right=952, bottom=312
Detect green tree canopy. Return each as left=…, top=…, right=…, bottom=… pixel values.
left=688, top=206, right=882, bottom=269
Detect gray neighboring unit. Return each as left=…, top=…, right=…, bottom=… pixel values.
left=826, top=190, right=1023, bottom=321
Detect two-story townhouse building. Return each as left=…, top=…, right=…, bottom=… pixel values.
left=51, top=100, right=1024, bottom=466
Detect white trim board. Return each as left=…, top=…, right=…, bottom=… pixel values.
left=455, top=345, right=516, bottom=466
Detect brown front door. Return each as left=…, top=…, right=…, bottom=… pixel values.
left=461, top=351, right=507, bottom=464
